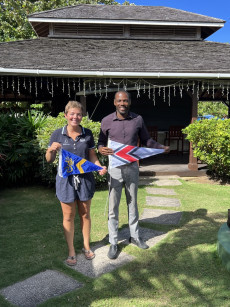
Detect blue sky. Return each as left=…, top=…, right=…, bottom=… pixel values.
left=119, top=0, right=230, bottom=43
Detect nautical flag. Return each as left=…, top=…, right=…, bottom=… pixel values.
left=108, top=140, right=164, bottom=168
left=58, top=149, right=103, bottom=178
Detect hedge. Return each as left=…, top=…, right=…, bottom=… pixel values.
left=183, top=119, right=230, bottom=178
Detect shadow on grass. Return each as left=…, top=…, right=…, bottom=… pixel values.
left=46, top=209, right=230, bottom=307
left=0, top=186, right=230, bottom=306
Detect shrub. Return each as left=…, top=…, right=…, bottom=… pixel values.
left=0, top=111, right=47, bottom=185
left=36, top=112, right=107, bottom=186
left=183, top=119, right=230, bottom=178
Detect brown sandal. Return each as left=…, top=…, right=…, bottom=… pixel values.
left=65, top=255, right=77, bottom=266
left=82, top=248, right=95, bottom=260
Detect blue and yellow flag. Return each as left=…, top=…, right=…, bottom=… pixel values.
left=58, top=149, right=103, bottom=178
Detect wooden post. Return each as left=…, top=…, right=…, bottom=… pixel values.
left=188, top=91, right=198, bottom=171
left=80, top=95, right=87, bottom=116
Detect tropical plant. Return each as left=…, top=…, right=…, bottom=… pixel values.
left=0, top=111, right=47, bottom=185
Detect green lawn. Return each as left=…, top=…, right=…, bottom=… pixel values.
left=0, top=180, right=230, bottom=306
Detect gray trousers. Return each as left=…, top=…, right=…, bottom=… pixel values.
left=108, top=162, right=139, bottom=245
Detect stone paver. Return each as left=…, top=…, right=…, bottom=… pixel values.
left=69, top=243, right=135, bottom=278
left=0, top=270, right=83, bottom=307
left=140, top=208, right=182, bottom=225
left=139, top=178, right=182, bottom=186
left=146, top=196, right=181, bottom=207
left=117, top=226, right=168, bottom=248
left=154, top=179, right=182, bottom=186
left=146, top=187, right=177, bottom=195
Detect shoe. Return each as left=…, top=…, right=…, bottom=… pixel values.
left=129, top=237, right=149, bottom=249
left=107, top=244, right=118, bottom=259
left=82, top=248, right=95, bottom=260
left=65, top=255, right=77, bottom=266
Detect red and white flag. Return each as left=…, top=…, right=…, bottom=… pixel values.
left=108, top=140, right=164, bottom=168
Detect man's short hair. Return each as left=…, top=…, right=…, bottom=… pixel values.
left=114, top=90, right=131, bottom=101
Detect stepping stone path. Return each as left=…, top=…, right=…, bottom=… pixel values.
left=140, top=208, right=182, bottom=225
left=139, top=176, right=182, bottom=187
left=0, top=270, right=83, bottom=307
left=146, top=196, right=181, bottom=207
left=71, top=243, right=135, bottom=278
left=118, top=226, right=168, bottom=247
left=146, top=187, right=177, bottom=195
left=0, top=175, right=183, bottom=306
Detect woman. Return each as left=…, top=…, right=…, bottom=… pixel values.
left=46, top=101, right=107, bottom=266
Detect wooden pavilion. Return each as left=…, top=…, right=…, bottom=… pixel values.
left=0, top=4, right=230, bottom=171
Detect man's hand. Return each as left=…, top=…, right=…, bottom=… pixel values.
left=98, top=146, right=114, bottom=156
left=163, top=146, right=170, bottom=153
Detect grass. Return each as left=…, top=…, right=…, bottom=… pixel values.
left=0, top=179, right=230, bottom=306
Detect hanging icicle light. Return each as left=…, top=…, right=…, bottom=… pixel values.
left=168, top=86, right=171, bottom=107
left=222, top=83, right=224, bottom=97
left=83, top=80, right=86, bottom=97
left=35, top=77, right=38, bottom=97
left=1, top=76, right=3, bottom=95
left=12, top=76, right=15, bottom=92
left=187, top=80, right=190, bottom=92
left=94, top=79, right=97, bottom=96
left=67, top=78, right=70, bottom=97
left=104, top=79, right=108, bottom=99
left=99, top=80, right=102, bottom=96
left=46, top=77, right=49, bottom=92
left=227, top=82, right=229, bottom=100
left=62, top=78, right=65, bottom=93
left=73, top=79, right=76, bottom=91
left=163, top=87, right=166, bottom=102
left=153, top=86, right=156, bottom=106
left=51, top=77, right=54, bottom=97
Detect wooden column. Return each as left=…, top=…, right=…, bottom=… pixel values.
left=188, top=91, right=198, bottom=171
left=80, top=95, right=87, bottom=116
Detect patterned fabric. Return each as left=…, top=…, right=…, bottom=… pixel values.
left=108, top=140, right=164, bottom=168
left=58, top=149, right=102, bottom=178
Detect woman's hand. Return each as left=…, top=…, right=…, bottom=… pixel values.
left=48, top=142, right=62, bottom=153
left=46, top=142, right=62, bottom=163
left=98, top=166, right=107, bottom=176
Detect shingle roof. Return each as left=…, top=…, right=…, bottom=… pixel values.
left=0, top=38, right=230, bottom=74
left=28, top=5, right=224, bottom=23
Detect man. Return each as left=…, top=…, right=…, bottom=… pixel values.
left=98, top=90, right=169, bottom=259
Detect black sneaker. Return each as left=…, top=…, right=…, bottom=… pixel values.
left=107, top=244, right=118, bottom=259
left=129, top=237, right=149, bottom=249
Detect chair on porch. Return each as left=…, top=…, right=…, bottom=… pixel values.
left=147, top=126, right=158, bottom=141
left=164, top=126, right=184, bottom=154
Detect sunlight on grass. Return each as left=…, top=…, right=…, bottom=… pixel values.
left=0, top=180, right=230, bottom=306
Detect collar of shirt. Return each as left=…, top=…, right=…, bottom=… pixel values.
left=61, top=125, right=85, bottom=137
left=112, top=111, right=133, bottom=121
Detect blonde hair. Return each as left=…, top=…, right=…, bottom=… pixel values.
left=65, top=101, right=83, bottom=114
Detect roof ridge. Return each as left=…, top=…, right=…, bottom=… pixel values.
left=28, top=5, right=225, bottom=23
